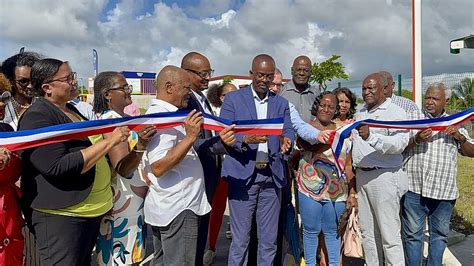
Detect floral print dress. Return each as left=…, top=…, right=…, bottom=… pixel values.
left=96, top=110, right=148, bottom=265
left=296, top=138, right=351, bottom=202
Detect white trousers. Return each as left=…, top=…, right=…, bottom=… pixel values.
left=356, top=167, right=408, bottom=266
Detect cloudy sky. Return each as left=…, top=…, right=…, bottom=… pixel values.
left=1, top=0, right=473, bottom=85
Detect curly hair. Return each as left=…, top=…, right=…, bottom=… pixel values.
left=2, top=51, right=41, bottom=82
left=310, top=91, right=339, bottom=119
left=93, top=71, right=121, bottom=114
left=333, top=87, right=357, bottom=119
left=206, top=83, right=235, bottom=108
left=0, top=73, right=12, bottom=92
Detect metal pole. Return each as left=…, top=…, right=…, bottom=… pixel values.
left=398, top=74, right=402, bottom=96
left=338, top=82, right=341, bottom=88
left=412, top=0, right=423, bottom=108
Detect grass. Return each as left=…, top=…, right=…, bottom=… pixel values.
left=451, top=156, right=474, bottom=235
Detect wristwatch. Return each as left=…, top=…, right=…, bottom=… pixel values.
left=457, top=135, right=467, bottom=145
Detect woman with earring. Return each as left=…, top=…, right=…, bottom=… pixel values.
left=93, top=71, right=157, bottom=265
left=2, top=51, right=41, bottom=129
left=332, top=87, right=357, bottom=127
left=18, top=59, right=131, bottom=266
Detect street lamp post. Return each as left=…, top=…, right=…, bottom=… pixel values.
left=450, top=35, right=474, bottom=54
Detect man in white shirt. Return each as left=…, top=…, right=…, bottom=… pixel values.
left=352, top=73, right=409, bottom=266
left=142, top=65, right=210, bottom=265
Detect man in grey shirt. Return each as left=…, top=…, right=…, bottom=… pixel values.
left=352, top=73, right=409, bottom=266
left=280, top=55, right=319, bottom=123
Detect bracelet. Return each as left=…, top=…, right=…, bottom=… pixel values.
left=133, top=146, right=146, bottom=153
left=349, top=193, right=358, bottom=199
left=457, top=136, right=467, bottom=145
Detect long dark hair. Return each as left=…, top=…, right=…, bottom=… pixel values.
left=30, top=58, right=65, bottom=96
left=93, top=71, right=120, bottom=114
left=333, top=87, right=357, bottom=119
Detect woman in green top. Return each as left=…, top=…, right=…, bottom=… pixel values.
left=18, top=58, right=130, bottom=266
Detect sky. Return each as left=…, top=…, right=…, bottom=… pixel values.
left=1, top=0, right=474, bottom=87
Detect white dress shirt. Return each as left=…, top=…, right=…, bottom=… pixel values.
left=251, top=86, right=269, bottom=163
left=142, top=99, right=210, bottom=227
left=352, top=98, right=409, bottom=169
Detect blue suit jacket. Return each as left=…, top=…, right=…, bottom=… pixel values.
left=220, top=85, right=295, bottom=188
left=181, top=92, right=227, bottom=202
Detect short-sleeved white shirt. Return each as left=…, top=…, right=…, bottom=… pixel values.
left=142, top=99, right=210, bottom=227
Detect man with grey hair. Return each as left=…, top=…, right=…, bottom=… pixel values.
left=379, top=70, right=419, bottom=113
left=402, top=82, right=474, bottom=265
left=269, top=68, right=283, bottom=94
left=352, top=72, right=409, bottom=265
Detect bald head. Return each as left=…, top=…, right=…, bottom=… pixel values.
left=379, top=70, right=394, bottom=97
left=250, top=54, right=275, bottom=96
left=291, top=55, right=312, bottom=87
left=292, top=55, right=311, bottom=67
left=181, top=52, right=210, bottom=70
left=155, top=65, right=192, bottom=108
left=362, top=73, right=386, bottom=110
left=252, top=54, right=275, bottom=71
left=181, top=52, right=211, bottom=92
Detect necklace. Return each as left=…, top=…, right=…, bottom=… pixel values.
left=11, top=97, right=31, bottom=118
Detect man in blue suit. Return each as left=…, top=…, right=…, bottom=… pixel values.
left=220, top=54, right=294, bottom=265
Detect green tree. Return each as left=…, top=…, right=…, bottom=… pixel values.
left=309, top=54, right=349, bottom=92
left=451, top=78, right=474, bottom=110
left=223, top=76, right=234, bottom=84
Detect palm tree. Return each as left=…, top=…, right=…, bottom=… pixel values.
left=451, top=78, right=474, bottom=110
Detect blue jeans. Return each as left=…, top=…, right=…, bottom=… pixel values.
left=402, top=191, right=455, bottom=266
left=298, top=192, right=345, bottom=266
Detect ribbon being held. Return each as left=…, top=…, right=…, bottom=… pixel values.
left=0, top=111, right=284, bottom=151
left=331, top=107, right=474, bottom=161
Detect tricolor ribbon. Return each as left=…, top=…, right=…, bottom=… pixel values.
left=0, top=111, right=284, bottom=151
left=331, top=107, right=474, bottom=162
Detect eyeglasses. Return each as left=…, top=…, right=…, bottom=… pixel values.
left=186, top=69, right=214, bottom=79
left=270, top=83, right=283, bottom=89
left=0, top=91, right=11, bottom=103
left=48, top=72, right=77, bottom=85
left=15, top=78, right=31, bottom=87
left=107, top=84, right=133, bottom=94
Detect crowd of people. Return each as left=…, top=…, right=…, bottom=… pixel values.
left=0, top=49, right=473, bottom=266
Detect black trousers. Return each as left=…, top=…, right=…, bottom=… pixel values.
left=30, top=209, right=102, bottom=266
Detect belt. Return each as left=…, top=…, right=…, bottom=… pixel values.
left=356, top=166, right=382, bottom=172
left=255, top=162, right=269, bottom=170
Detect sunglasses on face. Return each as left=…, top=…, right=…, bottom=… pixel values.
left=186, top=69, right=214, bottom=79
left=0, top=91, right=11, bottom=103
left=107, top=84, right=133, bottom=94
left=15, top=78, right=31, bottom=87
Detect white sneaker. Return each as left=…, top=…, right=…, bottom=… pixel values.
left=203, top=249, right=216, bottom=265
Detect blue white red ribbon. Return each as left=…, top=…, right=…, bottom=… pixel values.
left=331, top=107, right=474, bottom=162
left=0, top=111, right=284, bottom=151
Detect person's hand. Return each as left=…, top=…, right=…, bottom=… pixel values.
left=280, top=136, right=291, bottom=153
left=109, top=126, right=131, bottom=146
left=219, top=125, right=236, bottom=146
left=243, top=134, right=268, bottom=144
left=184, top=110, right=203, bottom=140
left=136, top=125, right=158, bottom=150
left=415, top=128, right=433, bottom=143
left=357, top=124, right=370, bottom=140
left=0, top=148, right=12, bottom=170
left=317, top=129, right=335, bottom=144
left=445, top=126, right=466, bottom=142
left=346, top=194, right=358, bottom=214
